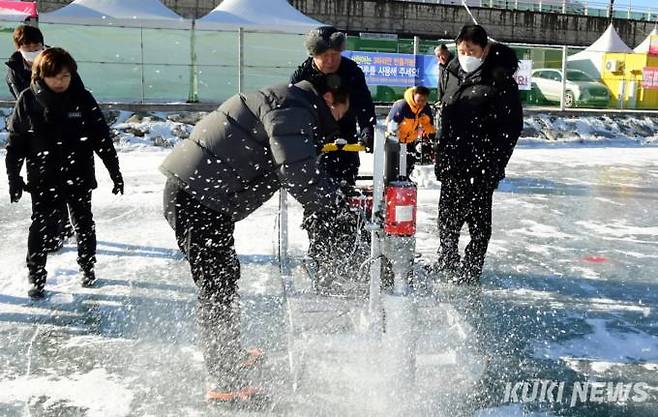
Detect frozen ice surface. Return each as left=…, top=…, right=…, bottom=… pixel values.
left=0, top=141, right=657, bottom=416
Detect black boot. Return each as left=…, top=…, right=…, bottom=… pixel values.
left=27, top=271, right=46, bottom=300
left=432, top=257, right=461, bottom=283
left=81, top=268, right=96, bottom=288
left=455, top=263, right=481, bottom=286
left=27, top=283, right=45, bottom=300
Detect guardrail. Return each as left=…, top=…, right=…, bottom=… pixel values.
left=398, top=0, right=658, bottom=22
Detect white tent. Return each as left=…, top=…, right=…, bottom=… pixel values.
left=633, top=26, right=658, bottom=54
left=41, top=0, right=190, bottom=29
left=36, top=0, right=193, bottom=102
left=195, top=0, right=325, bottom=100
left=197, top=0, right=323, bottom=33
left=567, top=24, right=632, bottom=78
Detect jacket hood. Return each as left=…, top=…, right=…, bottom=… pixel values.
left=31, top=72, right=85, bottom=98
left=6, top=51, right=26, bottom=70
left=484, top=43, right=519, bottom=77
left=403, top=87, right=422, bottom=114
left=294, top=79, right=320, bottom=96
left=293, top=80, right=339, bottom=144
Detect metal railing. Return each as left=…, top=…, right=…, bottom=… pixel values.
left=399, top=0, right=658, bottom=22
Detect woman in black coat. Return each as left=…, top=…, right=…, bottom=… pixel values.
left=6, top=25, right=76, bottom=250
left=5, top=48, right=123, bottom=299
left=435, top=25, right=523, bottom=285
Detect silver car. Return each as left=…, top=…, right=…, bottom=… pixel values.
left=531, top=68, right=611, bottom=107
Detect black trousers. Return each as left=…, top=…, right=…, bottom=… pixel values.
left=27, top=189, right=96, bottom=286
left=163, top=179, right=242, bottom=390
left=437, top=177, right=495, bottom=281
left=303, top=150, right=358, bottom=271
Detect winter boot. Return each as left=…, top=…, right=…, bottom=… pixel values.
left=81, top=268, right=96, bottom=288
left=27, top=283, right=45, bottom=300
left=206, top=384, right=264, bottom=404
left=431, top=260, right=461, bottom=284
left=27, top=269, right=47, bottom=300
left=206, top=346, right=268, bottom=405
left=453, top=263, right=481, bottom=286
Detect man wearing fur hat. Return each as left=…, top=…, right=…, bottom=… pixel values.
left=291, top=27, right=376, bottom=279
left=291, top=26, right=376, bottom=185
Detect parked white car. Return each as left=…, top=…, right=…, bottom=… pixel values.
left=530, top=68, right=610, bottom=107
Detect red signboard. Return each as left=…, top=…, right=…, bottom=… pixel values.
left=0, top=1, right=37, bottom=18
left=642, top=67, right=658, bottom=90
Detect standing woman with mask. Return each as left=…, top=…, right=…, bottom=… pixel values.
left=5, top=48, right=124, bottom=299
left=6, top=25, right=75, bottom=250
left=6, top=25, right=44, bottom=99
left=434, top=25, right=523, bottom=285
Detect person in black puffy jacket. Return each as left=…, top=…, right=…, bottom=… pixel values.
left=5, top=48, right=123, bottom=299
left=435, top=25, right=523, bottom=285
left=160, top=76, right=353, bottom=401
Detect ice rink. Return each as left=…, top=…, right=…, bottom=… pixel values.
left=1, top=142, right=657, bottom=416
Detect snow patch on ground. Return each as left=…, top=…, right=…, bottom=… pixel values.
left=534, top=319, right=658, bottom=363
left=0, top=368, right=134, bottom=417
left=576, top=220, right=658, bottom=238
left=522, top=114, right=658, bottom=145
left=508, top=220, right=574, bottom=240
left=490, top=288, right=651, bottom=316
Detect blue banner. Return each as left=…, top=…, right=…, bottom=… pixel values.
left=342, top=50, right=438, bottom=88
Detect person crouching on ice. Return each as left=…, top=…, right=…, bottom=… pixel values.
left=5, top=47, right=124, bottom=299
left=385, top=85, right=437, bottom=177
left=160, top=75, right=356, bottom=403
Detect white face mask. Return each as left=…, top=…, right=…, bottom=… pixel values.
left=458, top=54, right=483, bottom=73
left=20, top=49, right=42, bottom=63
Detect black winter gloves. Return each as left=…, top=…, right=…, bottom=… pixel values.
left=359, top=126, right=375, bottom=153
left=8, top=176, right=25, bottom=203
left=111, top=172, right=124, bottom=195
